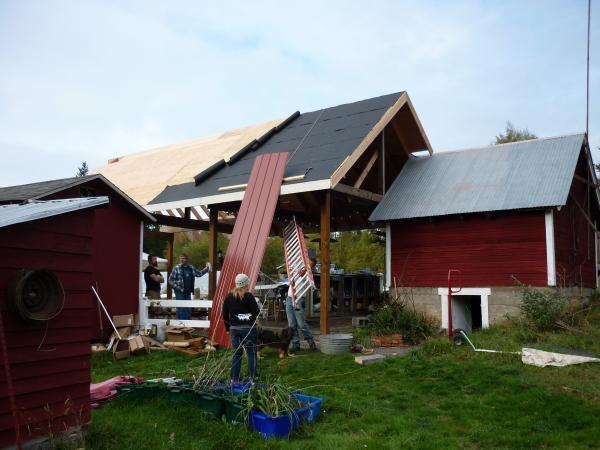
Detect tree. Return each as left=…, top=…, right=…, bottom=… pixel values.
left=305, top=230, right=385, bottom=274
left=76, top=161, right=89, bottom=177
left=494, top=122, right=537, bottom=144
left=143, top=222, right=167, bottom=258
left=173, top=231, right=230, bottom=270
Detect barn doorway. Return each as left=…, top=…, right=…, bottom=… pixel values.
left=438, top=287, right=490, bottom=331
left=451, top=295, right=482, bottom=334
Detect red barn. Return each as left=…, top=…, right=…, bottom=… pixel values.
left=0, top=175, right=155, bottom=339
left=370, top=134, right=599, bottom=330
left=0, top=197, right=108, bottom=449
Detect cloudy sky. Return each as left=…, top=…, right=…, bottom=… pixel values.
left=0, top=0, right=598, bottom=186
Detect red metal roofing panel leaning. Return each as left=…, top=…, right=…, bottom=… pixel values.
left=209, top=152, right=289, bottom=347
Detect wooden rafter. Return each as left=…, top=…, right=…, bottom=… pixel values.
left=330, top=93, right=408, bottom=186
left=390, top=117, right=412, bottom=156
left=574, top=174, right=599, bottom=188
left=353, top=150, right=379, bottom=189
left=569, top=193, right=598, bottom=232
left=405, top=95, right=433, bottom=155
left=152, top=213, right=234, bottom=233
left=333, top=184, right=383, bottom=202
left=190, top=207, right=203, bottom=220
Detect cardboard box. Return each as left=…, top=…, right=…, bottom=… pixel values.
left=112, top=339, right=131, bottom=360
left=129, top=335, right=149, bottom=355
left=165, top=327, right=194, bottom=342
left=113, top=314, right=135, bottom=328
left=110, top=326, right=132, bottom=340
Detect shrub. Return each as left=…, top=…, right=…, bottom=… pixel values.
left=361, top=291, right=438, bottom=344
left=519, top=285, right=566, bottom=331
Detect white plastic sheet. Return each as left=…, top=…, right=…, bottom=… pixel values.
left=521, top=348, right=600, bottom=367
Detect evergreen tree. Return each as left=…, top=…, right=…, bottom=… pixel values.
left=76, top=161, right=89, bottom=177
left=494, top=122, right=536, bottom=144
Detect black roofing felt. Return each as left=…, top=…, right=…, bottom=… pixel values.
left=0, top=176, right=94, bottom=202
left=149, top=92, right=404, bottom=205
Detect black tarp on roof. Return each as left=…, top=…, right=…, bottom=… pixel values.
left=149, top=92, right=404, bottom=206
left=0, top=176, right=94, bottom=203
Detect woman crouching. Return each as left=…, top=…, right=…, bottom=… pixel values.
left=223, top=273, right=260, bottom=381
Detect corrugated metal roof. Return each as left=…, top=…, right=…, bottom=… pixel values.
left=149, top=92, right=404, bottom=205
left=0, top=174, right=155, bottom=222
left=370, top=134, right=586, bottom=221
left=0, top=197, right=109, bottom=228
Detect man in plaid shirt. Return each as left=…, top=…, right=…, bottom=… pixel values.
left=168, top=253, right=211, bottom=320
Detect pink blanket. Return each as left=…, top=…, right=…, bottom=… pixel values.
left=90, top=375, right=144, bottom=408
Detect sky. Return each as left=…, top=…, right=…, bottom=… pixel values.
left=0, top=0, right=598, bottom=187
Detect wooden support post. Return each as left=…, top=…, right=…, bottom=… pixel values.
left=167, top=238, right=174, bottom=299
left=320, top=190, right=331, bottom=335
left=208, top=208, right=218, bottom=299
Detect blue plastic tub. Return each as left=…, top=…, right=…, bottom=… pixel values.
left=248, top=410, right=300, bottom=438
left=293, top=393, right=322, bottom=423
left=230, top=382, right=264, bottom=394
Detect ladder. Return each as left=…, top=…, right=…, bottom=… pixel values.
left=283, top=218, right=315, bottom=306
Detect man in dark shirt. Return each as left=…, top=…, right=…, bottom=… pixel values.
left=144, top=254, right=164, bottom=299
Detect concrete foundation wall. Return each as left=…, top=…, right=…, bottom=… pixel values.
left=392, top=286, right=595, bottom=327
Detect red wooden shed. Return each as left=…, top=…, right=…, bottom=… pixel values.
left=0, top=175, right=155, bottom=339
left=0, top=197, right=108, bottom=449
left=370, top=134, right=600, bottom=329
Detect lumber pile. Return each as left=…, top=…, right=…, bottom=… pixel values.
left=163, top=326, right=218, bottom=357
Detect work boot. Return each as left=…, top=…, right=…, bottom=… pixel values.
left=309, top=341, right=317, bottom=351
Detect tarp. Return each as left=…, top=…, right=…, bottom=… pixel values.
left=521, top=348, right=600, bottom=367
left=90, top=375, right=144, bottom=408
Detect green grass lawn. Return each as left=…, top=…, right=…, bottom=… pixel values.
left=88, top=312, right=600, bottom=449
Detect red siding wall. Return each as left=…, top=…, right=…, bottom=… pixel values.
left=391, top=211, right=548, bottom=287
left=45, top=179, right=142, bottom=339
left=0, top=211, right=94, bottom=448
left=553, top=155, right=597, bottom=288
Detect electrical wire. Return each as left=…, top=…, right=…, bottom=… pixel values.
left=288, top=109, right=325, bottom=164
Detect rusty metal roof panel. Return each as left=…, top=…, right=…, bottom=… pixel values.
left=370, top=134, right=585, bottom=221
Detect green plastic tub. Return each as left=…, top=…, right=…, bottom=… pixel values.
left=222, top=397, right=245, bottom=424
left=195, top=392, right=224, bottom=418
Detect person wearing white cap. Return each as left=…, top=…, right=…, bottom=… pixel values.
left=222, top=273, right=260, bottom=381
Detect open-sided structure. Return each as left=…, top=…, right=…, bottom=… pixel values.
left=145, top=91, right=432, bottom=333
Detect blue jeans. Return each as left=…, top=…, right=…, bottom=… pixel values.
left=175, top=291, right=192, bottom=320
left=230, top=326, right=257, bottom=381
left=285, top=296, right=314, bottom=349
